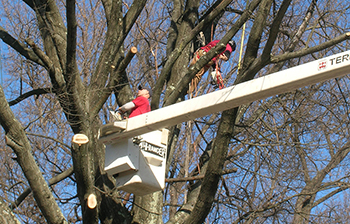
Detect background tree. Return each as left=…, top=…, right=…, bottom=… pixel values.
left=0, top=0, right=350, bottom=223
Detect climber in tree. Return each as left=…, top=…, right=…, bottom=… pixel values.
left=189, top=39, right=236, bottom=93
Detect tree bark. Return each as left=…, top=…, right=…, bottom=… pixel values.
left=0, top=198, right=21, bottom=224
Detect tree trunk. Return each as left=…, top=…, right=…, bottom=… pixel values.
left=132, top=193, right=163, bottom=224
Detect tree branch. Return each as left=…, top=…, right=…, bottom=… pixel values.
left=90, top=47, right=138, bottom=116
left=261, top=0, right=292, bottom=60
left=26, top=39, right=66, bottom=90
left=237, top=0, right=293, bottom=83
left=312, top=181, right=350, bottom=208
left=271, top=32, right=350, bottom=63
left=166, top=168, right=238, bottom=183
left=0, top=85, right=68, bottom=223
left=34, top=0, right=67, bottom=70
left=0, top=26, right=44, bottom=67
left=9, top=167, right=74, bottom=210
left=8, top=88, right=52, bottom=106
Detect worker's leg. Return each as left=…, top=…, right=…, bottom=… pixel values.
left=189, top=67, right=205, bottom=93
left=209, top=61, right=225, bottom=88
left=189, top=49, right=215, bottom=93
left=216, top=72, right=224, bottom=89
left=189, top=56, right=198, bottom=67
left=189, top=50, right=203, bottom=94
left=190, top=49, right=204, bottom=66
left=189, top=64, right=212, bottom=93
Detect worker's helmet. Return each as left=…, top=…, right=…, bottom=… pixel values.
left=138, top=85, right=152, bottom=97
left=228, top=40, right=236, bottom=52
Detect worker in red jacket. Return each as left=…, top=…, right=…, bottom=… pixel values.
left=110, top=85, right=151, bottom=121
left=189, top=40, right=236, bottom=93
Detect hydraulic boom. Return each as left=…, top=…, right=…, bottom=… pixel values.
left=99, top=50, right=350, bottom=144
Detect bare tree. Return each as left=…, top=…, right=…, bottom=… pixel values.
left=0, top=0, right=350, bottom=223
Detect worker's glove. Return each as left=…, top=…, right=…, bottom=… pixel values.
left=210, top=71, right=218, bottom=86
left=115, top=111, right=123, bottom=121
left=108, top=107, right=123, bottom=121
left=211, top=71, right=216, bottom=80
left=211, top=70, right=221, bottom=80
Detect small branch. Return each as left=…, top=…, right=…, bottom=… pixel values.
left=166, top=168, right=237, bottom=183
left=25, top=132, right=72, bottom=150
left=9, top=167, right=74, bottom=210
left=166, top=175, right=205, bottom=183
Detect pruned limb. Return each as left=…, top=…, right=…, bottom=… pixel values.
left=90, top=47, right=138, bottom=115
left=114, top=47, right=138, bottom=73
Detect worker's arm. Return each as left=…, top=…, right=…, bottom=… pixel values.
left=118, top=102, right=135, bottom=113
left=219, top=54, right=229, bottom=61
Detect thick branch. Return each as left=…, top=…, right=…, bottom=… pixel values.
left=0, top=85, right=67, bottom=224
left=271, top=32, right=350, bottom=63
left=26, top=39, right=66, bottom=90
left=65, top=0, right=87, bottom=133
left=34, top=0, right=67, bottom=71
left=0, top=26, right=44, bottom=67
left=8, top=88, right=52, bottom=106
left=66, top=0, right=78, bottom=84
left=241, top=0, right=273, bottom=67
left=261, top=0, right=292, bottom=60
left=235, top=0, right=291, bottom=83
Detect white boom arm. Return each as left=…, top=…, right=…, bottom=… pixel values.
left=99, top=50, right=350, bottom=144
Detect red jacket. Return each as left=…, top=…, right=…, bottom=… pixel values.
left=129, top=96, right=151, bottom=118
left=200, top=40, right=233, bottom=63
